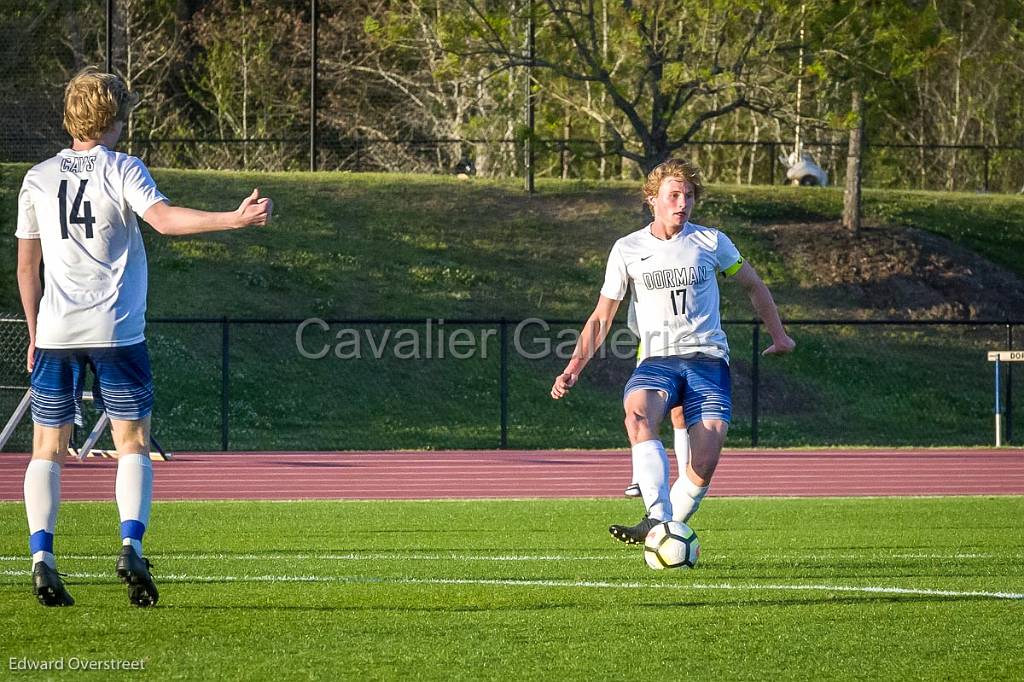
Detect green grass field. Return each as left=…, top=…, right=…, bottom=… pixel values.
left=2, top=496, right=1022, bottom=679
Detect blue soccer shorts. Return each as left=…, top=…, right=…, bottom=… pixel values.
left=30, top=342, right=154, bottom=427
left=623, top=355, right=732, bottom=425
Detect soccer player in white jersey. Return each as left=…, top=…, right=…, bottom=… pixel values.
left=16, top=67, right=273, bottom=606
left=551, top=158, right=794, bottom=543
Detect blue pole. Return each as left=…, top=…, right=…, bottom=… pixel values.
left=995, top=357, right=1001, bottom=415
left=995, top=357, right=1002, bottom=447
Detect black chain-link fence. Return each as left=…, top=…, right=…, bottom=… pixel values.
left=0, top=317, right=1019, bottom=453
left=0, top=316, right=31, bottom=452
left=4, top=2, right=1024, bottom=192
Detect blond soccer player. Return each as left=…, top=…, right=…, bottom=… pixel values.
left=17, top=67, right=272, bottom=606
left=552, top=159, right=794, bottom=543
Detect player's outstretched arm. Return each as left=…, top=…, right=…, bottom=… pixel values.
left=551, top=295, right=621, bottom=399
left=143, top=188, right=273, bottom=236
left=731, top=262, right=795, bottom=356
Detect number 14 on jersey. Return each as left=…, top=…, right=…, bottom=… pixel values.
left=58, top=178, right=96, bottom=239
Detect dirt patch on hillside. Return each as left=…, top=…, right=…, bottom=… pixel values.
left=765, top=222, right=1024, bottom=319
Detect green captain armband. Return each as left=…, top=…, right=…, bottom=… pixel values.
left=722, top=257, right=744, bottom=277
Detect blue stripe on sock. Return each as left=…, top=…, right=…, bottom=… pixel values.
left=29, top=530, right=53, bottom=554
left=120, top=520, right=146, bottom=541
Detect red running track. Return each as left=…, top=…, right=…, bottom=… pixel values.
left=1, top=449, right=1023, bottom=501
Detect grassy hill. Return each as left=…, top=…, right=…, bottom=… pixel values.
left=1, top=164, right=1022, bottom=450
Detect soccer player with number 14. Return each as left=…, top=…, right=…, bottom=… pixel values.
left=16, top=67, right=273, bottom=607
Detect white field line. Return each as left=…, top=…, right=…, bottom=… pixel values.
left=0, top=569, right=1021, bottom=600
left=0, top=551, right=1019, bottom=561
left=0, top=553, right=615, bottom=562
left=0, top=551, right=1018, bottom=562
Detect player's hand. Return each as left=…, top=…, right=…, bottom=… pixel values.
left=236, top=189, right=274, bottom=227
left=550, top=372, right=578, bottom=399
left=26, top=341, right=35, bottom=372
left=762, top=334, right=796, bottom=356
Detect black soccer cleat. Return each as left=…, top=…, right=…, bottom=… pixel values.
left=116, top=546, right=159, bottom=607
left=623, top=483, right=642, bottom=498
left=609, top=515, right=660, bottom=545
left=32, top=561, right=75, bottom=607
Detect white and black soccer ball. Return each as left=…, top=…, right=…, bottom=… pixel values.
left=644, top=521, right=700, bottom=570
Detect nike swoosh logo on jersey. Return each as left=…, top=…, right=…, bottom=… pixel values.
left=640, top=255, right=653, bottom=261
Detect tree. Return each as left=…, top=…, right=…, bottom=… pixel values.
left=316, top=0, right=522, bottom=174
left=805, top=1, right=940, bottom=233
left=444, top=0, right=799, bottom=172
left=0, top=1, right=104, bottom=160
left=109, top=0, right=186, bottom=157
left=188, top=0, right=307, bottom=170
left=843, top=87, right=864, bottom=233
left=906, top=1, right=1024, bottom=192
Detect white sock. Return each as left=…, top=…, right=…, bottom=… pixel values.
left=671, top=470, right=709, bottom=523
left=116, top=454, right=152, bottom=556
left=24, top=459, right=61, bottom=569
left=632, top=439, right=671, bottom=521
left=673, top=427, right=690, bottom=478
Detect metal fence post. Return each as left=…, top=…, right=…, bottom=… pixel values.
left=751, top=321, right=760, bottom=446
left=500, top=320, right=509, bottom=449
left=524, top=1, right=536, bottom=194
left=106, top=0, right=113, bottom=73
left=221, top=317, right=230, bottom=451
left=309, top=0, right=318, bottom=172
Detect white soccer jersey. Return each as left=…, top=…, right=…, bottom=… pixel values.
left=601, top=222, right=743, bottom=363
left=16, top=146, right=167, bottom=349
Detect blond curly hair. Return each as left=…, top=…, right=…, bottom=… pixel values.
left=642, top=158, right=705, bottom=206
left=63, top=67, right=139, bottom=141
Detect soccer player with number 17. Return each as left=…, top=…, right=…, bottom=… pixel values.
left=551, top=159, right=795, bottom=544
left=16, top=67, right=273, bottom=607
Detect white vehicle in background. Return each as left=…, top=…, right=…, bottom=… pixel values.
left=780, top=149, right=829, bottom=187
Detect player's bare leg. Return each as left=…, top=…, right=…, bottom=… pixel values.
left=25, top=423, right=74, bottom=606
left=627, top=405, right=686, bottom=498
left=111, top=416, right=158, bottom=607
left=672, top=419, right=728, bottom=523
left=610, top=390, right=672, bottom=544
